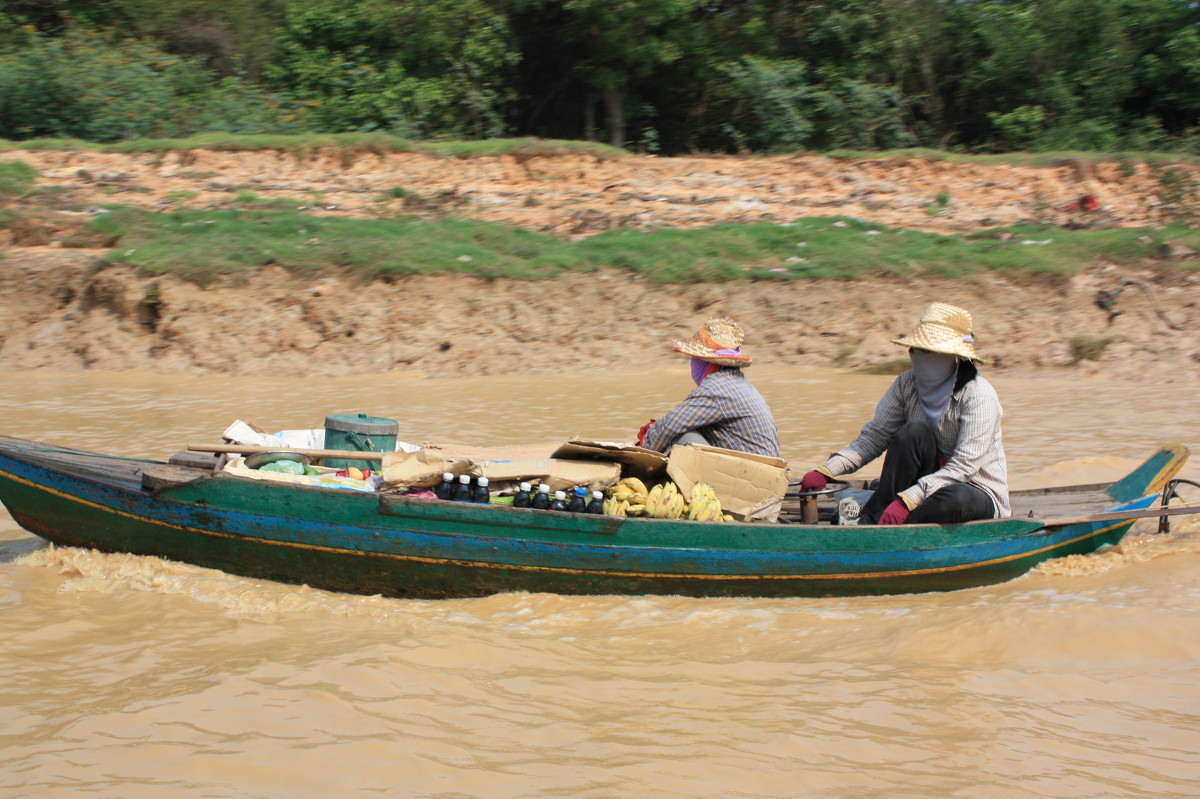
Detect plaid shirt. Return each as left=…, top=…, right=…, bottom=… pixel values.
left=820, top=370, right=1010, bottom=518
left=644, top=368, right=780, bottom=457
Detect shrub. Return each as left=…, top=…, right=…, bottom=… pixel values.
left=0, top=26, right=295, bottom=142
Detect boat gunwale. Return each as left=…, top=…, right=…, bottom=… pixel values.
left=0, top=435, right=1185, bottom=597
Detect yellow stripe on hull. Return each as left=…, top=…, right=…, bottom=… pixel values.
left=0, top=467, right=1138, bottom=585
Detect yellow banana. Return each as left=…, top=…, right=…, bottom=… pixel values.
left=611, top=487, right=636, bottom=503
left=646, top=484, right=664, bottom=517
left=619, top=477, right=649, bottom=496
left=602, top=497, right=627, bottom=517
left=626, top=503, right=646, bottom=517
left=705, top=499, right=724, bottom=522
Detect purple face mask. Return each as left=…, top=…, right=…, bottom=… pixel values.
left=691, top=353, right=737, bottom=384
left=910, top=348, right=958, bottom=426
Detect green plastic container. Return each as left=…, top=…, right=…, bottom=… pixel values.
left=323, top=412, right=398, bottom=470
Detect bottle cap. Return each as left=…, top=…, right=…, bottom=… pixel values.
left=554, top=490, right=566, bottom=499
left=519, top=482, right=531, bottom=491
left=459, top=474, right=471, bottom=483
left=592, top=490, right=603, bottom=499
left=539, top=483, right=550, bottom=492
left=574, top=486, right=587, bottom=496
left=443, top=472, right=454, bottom=481
left=477, top=477, right=489, bottom=487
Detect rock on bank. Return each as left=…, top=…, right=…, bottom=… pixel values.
left=0, top=249, right=1197, bottom=382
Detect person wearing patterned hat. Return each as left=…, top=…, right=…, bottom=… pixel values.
left=798, top=302, right=1009, bottom=525
left=638, top=316, right=780, bottom=458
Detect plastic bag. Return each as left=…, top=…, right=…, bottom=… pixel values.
left=259, top=460, right=306, bottom=475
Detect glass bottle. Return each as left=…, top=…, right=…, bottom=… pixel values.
left=531, top=483, right=552, bottom=510
left=453, top=473, right=473, bottom=502
left=550, top=490, right=568, bottom=512
left=513, top=482, right=532, bottom=508
left=434, top=471, right=455, bottom=500
left=472, top=476, right=491, bottom=504
left=567, top=486, right=588, bottom=513
left=586, top=490, right=604, bottom=514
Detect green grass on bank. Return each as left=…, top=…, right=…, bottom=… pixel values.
left=824, top=146, right=1200, bottom=168
left=0, top=161, right=36, bottom=199
left=85, top=206, right=1200, bottom=286
left=6, top=132, right=1200, bottom=169
left=0, top=132, right=628, bottom=161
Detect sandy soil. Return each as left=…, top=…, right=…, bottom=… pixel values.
left=0, top=147, right=1197, bottom=382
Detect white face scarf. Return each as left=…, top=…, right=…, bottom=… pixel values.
left=910, top=349, right=958, bottom=427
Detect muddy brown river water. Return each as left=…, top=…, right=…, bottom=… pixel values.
left=0, top=367, right=1197, bottom=798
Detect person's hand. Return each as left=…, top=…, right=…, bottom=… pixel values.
left=636, top=420, right=656, bottom=447
left=878, top=499, right=911, bottom=526
left=799, top=470, right=828, bottom=493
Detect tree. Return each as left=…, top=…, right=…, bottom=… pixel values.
left=561, top=0, right=705, bottom=147
left=267, top=0, right=518, bottom=137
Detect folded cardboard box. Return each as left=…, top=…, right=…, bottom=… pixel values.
left=666, top=444, right=789, bottom=522
left=382, top=441, right=620, bottom=493
left=552, top=440, right=669, bottom=483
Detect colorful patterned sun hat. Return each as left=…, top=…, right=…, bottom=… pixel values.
left=671, top=317, right=753, bottom=367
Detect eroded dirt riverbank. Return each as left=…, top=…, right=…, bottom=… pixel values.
left=0, top=148, right=1198, bottom=381
left=1, top=247, right=1196, bottom=382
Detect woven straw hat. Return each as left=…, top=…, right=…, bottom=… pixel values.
left=890, top=302, right=986, bottom=364
left=672, top=316, right=753, bottom=367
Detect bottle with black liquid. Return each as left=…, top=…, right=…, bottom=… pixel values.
left=550, top=490, right=568, bottom=511
left=531, top=483, right=552, bottom=510
left=586, top=490, right=604, bottom=514
left=453, top=474, right=473, bottom=502
left=513, top=481, right=532, bottom=508
left=567, top=486, right=588, bottom=513
left=472, top=476, right=491, bottom=504
left=434, top=472, right=455, bottom=500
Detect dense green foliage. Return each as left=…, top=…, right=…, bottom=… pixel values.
left=85, top=205, right=1199, bottom=286
left=2, top=1, right=1200, bottom=154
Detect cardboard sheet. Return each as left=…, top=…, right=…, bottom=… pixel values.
left=381, top=441, right=620, bottom=493
left=666, top=444, right=789, bottom=522
left=552, top=440, right=669, bottom=482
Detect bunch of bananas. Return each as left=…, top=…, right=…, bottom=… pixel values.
left=602, top=477, right=649, bottom=517
left=687, top=483, right=725, bottom=522
left=603, top=478, right=732, bottom=522
left=646, top=482, right=688, bottom=519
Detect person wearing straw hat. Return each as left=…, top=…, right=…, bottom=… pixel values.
left=798, top=302, right=1010, bottom=525
left=638, top=316, right=780, bottom=458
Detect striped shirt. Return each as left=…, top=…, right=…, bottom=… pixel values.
left=820, top=370, right=1010, bottom=518
left=644, top=368, right=781, bottom=458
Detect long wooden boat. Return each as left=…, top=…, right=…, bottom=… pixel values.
left=0, top=435, right=1191, bottom=599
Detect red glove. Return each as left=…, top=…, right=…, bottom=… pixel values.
left=636, top=419, right=656, bottom=447
left=799, top=470, right=828, bottom=493
left=878, top=499, right=911, bottom=526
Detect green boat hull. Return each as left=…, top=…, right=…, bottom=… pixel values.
left=0, top=438, right=1188, bottom=598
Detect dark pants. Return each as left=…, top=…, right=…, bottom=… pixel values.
left=858, top=421, right=995, bottom=525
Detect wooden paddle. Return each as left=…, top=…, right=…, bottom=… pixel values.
left=188, top=443, right=386, bottom=461
left=1038, top=504, right=1200, bottom=527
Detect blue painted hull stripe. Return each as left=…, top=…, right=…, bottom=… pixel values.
left=0, top=463, right=1146, bottom=583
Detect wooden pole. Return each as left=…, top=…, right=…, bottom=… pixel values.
left=1039, top=504, right=1200, bottom=527
left=187, top=443, right=386, bottom=461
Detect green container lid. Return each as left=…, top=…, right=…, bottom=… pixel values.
left=324, top=413, right=398, bottom=436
